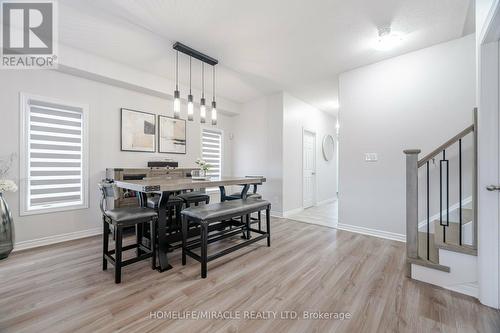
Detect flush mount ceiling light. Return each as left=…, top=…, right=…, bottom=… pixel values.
left=172, top=42, right=218, bottom=125
left=374, top=27, right=404, bottom=51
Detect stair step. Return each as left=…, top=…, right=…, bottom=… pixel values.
left=434, top=242, right=477, bottom=256
left=433, top=220, right=469, bottom=246
left=407, top=257, right=450, bottom=272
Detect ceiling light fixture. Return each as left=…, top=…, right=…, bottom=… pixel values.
left=172, top=42, right=218, bottom=124
left=211, top=66, right=217, bottom=126
left=187, top=56, right=194, bottom=121
left=173, top=50, right=181, bottom=119
left=374, top=27, right=403, bottom=51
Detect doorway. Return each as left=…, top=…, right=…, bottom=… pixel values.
left=303, top=129, right=316, bottom=208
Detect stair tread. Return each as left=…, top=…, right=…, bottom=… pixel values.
left=432, top=220, right=473, bottom=247
left=407, top=257, right=450, bottom=272
left=434, top=241, right=477, bottom=256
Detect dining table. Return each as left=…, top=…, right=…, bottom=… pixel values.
left=114, top=176, right=266, bottom=272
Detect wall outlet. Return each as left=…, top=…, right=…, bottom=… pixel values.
left=365, top=153, right=378, bottom=162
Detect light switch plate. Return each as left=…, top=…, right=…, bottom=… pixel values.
left=365, top=153, right=378, bottom=162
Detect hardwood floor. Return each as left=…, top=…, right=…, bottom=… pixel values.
left=288, top=200, right=338, bottom=228
left=1, top=218, right=499, bottom=333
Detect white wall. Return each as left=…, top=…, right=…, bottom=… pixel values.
left=232, top=92, right=338, bottom=216
left=339, top=34, right=476, bottom=236
left=0, top=69, right=235, bottom=246
left=232, top=93, right=284, bottom=214
left=282, top=93, right=338, bottom=212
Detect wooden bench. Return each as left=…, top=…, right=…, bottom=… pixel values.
left=181, top=199, right=271, bottom=278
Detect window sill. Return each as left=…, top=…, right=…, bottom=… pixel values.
left=20, top=203, right=89, bottom=217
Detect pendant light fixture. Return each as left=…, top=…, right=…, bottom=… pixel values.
left=172, top=42, right=218, bottom=123
left=211, top=65, right=217, bottom=126
left=200, top=63, right=206, bottom=123
left=173, top=50, right=181, bottom=119
left=187, top=56, right=194, bottom=121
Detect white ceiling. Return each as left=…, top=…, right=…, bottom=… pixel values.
left=59, top=0, right=473, bottom=114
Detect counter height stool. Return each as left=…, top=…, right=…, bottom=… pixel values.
left=223, top=176, right=264, bottom=231
left=99, top=180, right=157, bottom=283
left=177, top=190, right=210, bottom=207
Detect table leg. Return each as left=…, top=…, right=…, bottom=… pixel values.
left=219, top=186, right=226, bottom=202
left=157, top=191, right=173, bottom=272
left=240, top=184, right=250, bottom=199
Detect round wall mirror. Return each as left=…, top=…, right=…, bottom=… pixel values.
left=322, top=135, right=335, bottom=161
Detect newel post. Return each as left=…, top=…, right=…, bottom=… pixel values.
left=404, top=149, right=420, bottom=276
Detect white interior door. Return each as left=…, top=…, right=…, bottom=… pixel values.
left=303, top=130, right=316, bottom=208
left=477, top=3, right=500, bottom=309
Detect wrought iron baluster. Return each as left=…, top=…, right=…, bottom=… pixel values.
left=440, top=150, right=449, bottom=243
left=427, top=161, right=430, bottom=260
left=459, top=139, right=463, bottom=246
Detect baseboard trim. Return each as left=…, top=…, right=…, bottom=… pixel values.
left=336, top=223, right=406, bottom=243
left=445, top=282, right=479, bottom=298
left=315, top=197, right=337, bottom=206
left=269, top=208, right=304, bottom=218
left=14, top=227, right=102, bottom=252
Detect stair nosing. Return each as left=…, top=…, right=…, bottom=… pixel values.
left=407, top=257, right=451, bottom=273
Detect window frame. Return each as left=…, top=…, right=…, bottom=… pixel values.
left=201, top=126, right=224, bottom=180
left=19, top=92, right=90, bottom=216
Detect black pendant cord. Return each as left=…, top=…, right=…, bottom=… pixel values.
left=189, top=57, right=192, bottom=95
left=175, top=50, right=179, bottom=90
left=213, top=66, right=216, bottom=102
left=202, top=63, right=205, bottom=99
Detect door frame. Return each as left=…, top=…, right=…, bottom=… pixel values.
left=302, top=128, right=317, bottom=208
left=477, top=0, right=500, bottom=309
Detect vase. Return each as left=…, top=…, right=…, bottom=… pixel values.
left=191, top=169, right=207, bottom=180
left=0, top=193, right=14, bottom=260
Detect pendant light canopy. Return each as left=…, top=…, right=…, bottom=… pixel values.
left=171, top=42, right=219, bottom=125
left=211, top=66, right=217, bottom=126
left=173, top=50, right=180, bottom=119
left=187, top=56, right=194, bottom=121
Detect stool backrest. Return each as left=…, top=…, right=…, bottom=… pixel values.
left=98, top=180, right=119, bottom=215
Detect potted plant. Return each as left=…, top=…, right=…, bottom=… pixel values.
left=192, top=158, right=211, bottom=180
left=0, top=153, right=17, bottom=260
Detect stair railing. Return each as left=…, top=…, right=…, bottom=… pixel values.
left=404, top=108, right=477, bottom=273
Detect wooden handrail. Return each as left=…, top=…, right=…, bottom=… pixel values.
left=417, top=125, right=474, bottom=168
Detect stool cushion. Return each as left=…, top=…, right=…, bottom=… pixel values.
left=177, top=191, right=210, bottom=203
left=182, top=198, right=270, bottom=222
left=147, top=196, right=184, bottom=209
left=105, top=207, right=157, bottom=225
left=228, top=192, right=262, bottom=200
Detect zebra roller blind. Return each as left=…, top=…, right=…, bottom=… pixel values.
left=21, top=96, right=88, bottom=214
left=201, top=128, right=222, bottom=179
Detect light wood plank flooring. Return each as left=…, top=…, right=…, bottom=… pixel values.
left=0, top=218, right=499, bottom=333
left=288, top=200, right=338, bottom=228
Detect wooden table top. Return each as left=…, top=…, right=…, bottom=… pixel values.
left=115, top=176, right=266, bottom=193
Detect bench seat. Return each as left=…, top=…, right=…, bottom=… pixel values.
left=181, top=198, right=271, bottom=278
left=182, top=198, right=268, bottom=222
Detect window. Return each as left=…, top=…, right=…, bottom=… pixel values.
left=201, top=128, right=222, bottom=179
left=20, top=94, right=89, bottom=215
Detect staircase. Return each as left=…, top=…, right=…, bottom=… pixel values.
left=404, top=108, right=478, bottom=297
